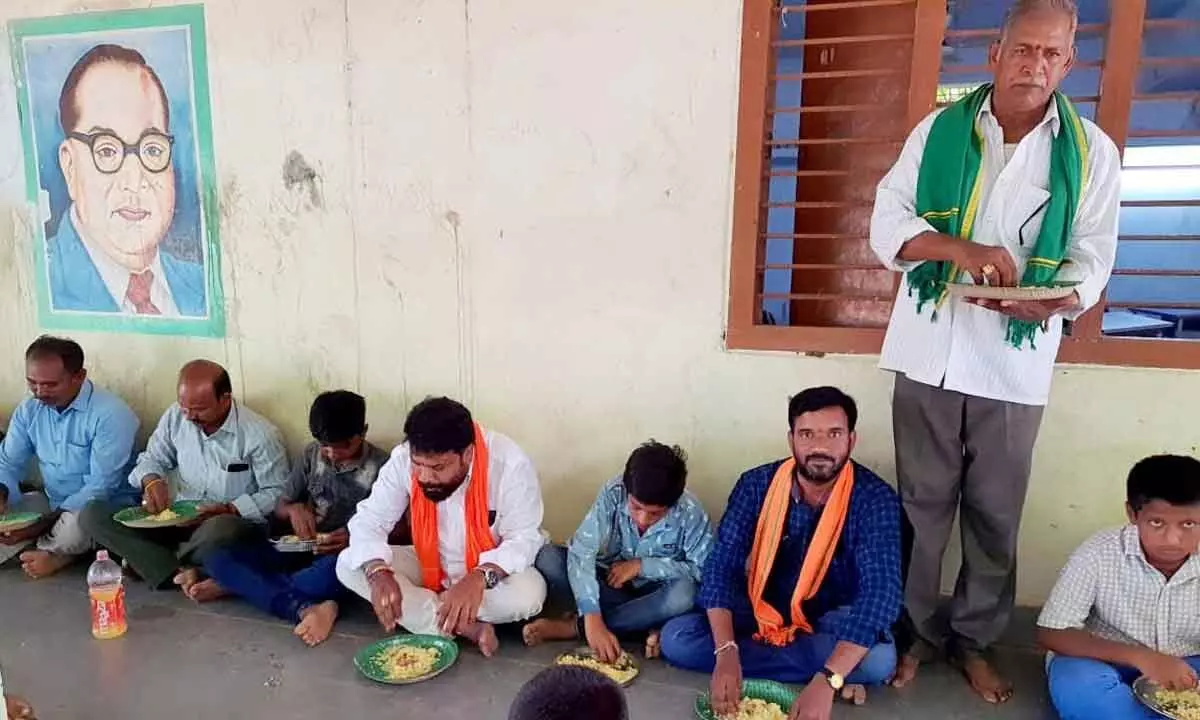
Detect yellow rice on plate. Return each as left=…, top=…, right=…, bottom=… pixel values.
left=1157, top=688, right=1200, bottom=720
left=555, top=652, right=638, bottom=685
left=379, top=645, right=441, bottom=681
left=720, top=697, right=788, bottom=720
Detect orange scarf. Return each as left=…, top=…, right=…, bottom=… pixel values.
left=410, top=423, right=497, bottom=591
left=746, top=458, right=855, bottom=647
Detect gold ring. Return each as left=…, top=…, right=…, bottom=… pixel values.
left=981, top=264, right=996, bottom=276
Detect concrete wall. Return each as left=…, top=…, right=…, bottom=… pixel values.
left=1, top=0, right=1197, bottom=604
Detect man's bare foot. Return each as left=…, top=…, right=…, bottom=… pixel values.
left=645, top=629, right=661, bottom=659
left=173, top=567, right=201, bottom=593
left=186, top=578, right=227, bottom=603
left=522, top=616, right=579, bottom=647
left=19, top=550, right=73, bottom=579
left=960, top=654, right=1013, bottom=704
left=461, top=621, right=500, bottom=658
left=890, top=653, right=920, bottom=688
left=840, top=684, right=867, bottom=705
left=294, top=601, right=339, bottom=647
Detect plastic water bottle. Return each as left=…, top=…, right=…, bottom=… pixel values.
left=87, top=550, right=127, bottom=639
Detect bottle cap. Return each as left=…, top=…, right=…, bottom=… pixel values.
left=96, top=549, right=110, bottom=562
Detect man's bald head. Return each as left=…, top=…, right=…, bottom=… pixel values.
left=178, top=360, right=233, bottom=433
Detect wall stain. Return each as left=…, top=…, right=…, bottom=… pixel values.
left=282, top=150, right=324, bottom=210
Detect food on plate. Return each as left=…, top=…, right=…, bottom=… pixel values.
left=1156, top=687, right=1200, bottom=720
left=719, top=697, right=788, bottom=720
left=147, top=508, right=179, bottom=522
left=379, top=644, right=440, bottom=681
left=277, top=533, right=329, bottom=544
left=554, top=651, right=638, bottom=685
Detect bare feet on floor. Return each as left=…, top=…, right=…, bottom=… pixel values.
left=294, top=601, right=339, bottom=647
left=840, top=684, right=867, bottom=705
left=890, top=653, right=920, bottom=688
left=522, top=616, right=579, bottom=647
left=960, top=653, right=1013, bottom=704
left=173, top=569, right=227, bottom=603
left=461, top=621, right=500, bottom=658
left=645, top=629, right=661, bottom=659
left=18, top=550, right=72, bottom=579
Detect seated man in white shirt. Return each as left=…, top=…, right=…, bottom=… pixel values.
left=336, top=397, right=547, bottom=657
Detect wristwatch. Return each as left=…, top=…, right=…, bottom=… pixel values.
left=476, top=565, right=500, bottom=589
left=819, top=667, right=845, bottom=691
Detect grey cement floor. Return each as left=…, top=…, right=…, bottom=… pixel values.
left=0, top=565, right=1056, bottom=719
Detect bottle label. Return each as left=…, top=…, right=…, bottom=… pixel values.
left=90, top=585, right=127, bottom=637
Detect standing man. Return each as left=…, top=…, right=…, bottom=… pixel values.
left=0, top=336, right=139, bottom=578
left=337, top=397, right=547, bottom=658
left=79, top=360, right=289, bottom=593
left=869, top=0, right=1120, bottom=703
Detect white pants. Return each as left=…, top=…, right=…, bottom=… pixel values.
left=336, top=546, right=546, bottom=636
left=0, top=492, right=91, bottom=566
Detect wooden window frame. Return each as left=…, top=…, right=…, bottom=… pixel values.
left=726, top=0, right=1200, bottom=370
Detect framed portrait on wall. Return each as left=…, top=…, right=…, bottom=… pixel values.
left=9, top=4, right=225, bottom=337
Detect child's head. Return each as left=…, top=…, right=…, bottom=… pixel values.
left=508, top=666, right=628, bottom=720
left=622, top=440, right=688, bottom=532
left=1126, top=454, right=1200, bottom=566
left=309, top=390, right=367, bottom=464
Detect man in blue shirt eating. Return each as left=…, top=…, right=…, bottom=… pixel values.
left=0, top=336, right=139, bottom=578
left=524, top=441, right=713, bottom=661
left=660, top=387, right=902, bottom=719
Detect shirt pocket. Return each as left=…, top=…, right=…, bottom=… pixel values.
left=63, top=442, right=91, bottom=474
left=222, top=466, right=253, bottom=500
left=1000, top=183, right=1051, bottom=263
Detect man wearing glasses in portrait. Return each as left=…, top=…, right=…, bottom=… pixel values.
left=46, top=44, right=206, bottom=318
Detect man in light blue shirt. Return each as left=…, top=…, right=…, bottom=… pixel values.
left=525, top=441, right=713, bottom=661
left=0, top=336, right=139, bottom=578
left=79, top=360, right=289, bottom=593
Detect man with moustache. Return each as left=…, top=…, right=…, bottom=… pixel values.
left=660, top=387, right=902, bottom=720
left=79, top=360, right=289, bottom=593
left=46, top=43, right=206, bottom=317
left=337, top=397, right=547, bottom=657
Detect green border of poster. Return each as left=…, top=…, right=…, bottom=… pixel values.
left=8, top=4, right=225, bottom=338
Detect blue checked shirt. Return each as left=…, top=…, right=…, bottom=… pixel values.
left=568, top=476, right=715, bottom=616
left=699, top=460, right=902, bottom=649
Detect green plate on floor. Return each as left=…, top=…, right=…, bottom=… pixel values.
left=113, top=501, right=201, bottom=529
left=354, top=634, right=459, bottom=685
left=1132, top=676, right=1200, bottom=719
left=695, top=678, right=796, bottom=720
left=0, top=512, right=42, bottom=533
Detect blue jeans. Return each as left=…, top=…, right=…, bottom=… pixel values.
left=534, top=544, right=697, bottom=635
left=203, top=539, right=344, bottom=624
left=659, top=610, right=897, bottom=685
left=1048, top=654, right=1200, bottom=720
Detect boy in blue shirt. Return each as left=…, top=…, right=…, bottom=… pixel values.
left=524, top=441, right=713, bottom=661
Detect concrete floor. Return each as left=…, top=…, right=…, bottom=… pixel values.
left=0, top=566, right=1057, bottom=719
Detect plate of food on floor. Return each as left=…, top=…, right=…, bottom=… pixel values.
left=354, top=634, right=459, bottom=685
left=271, top=533, right=329, bottom=553
left=1133, top=676, right=1200, bottom=720
left=0, top=512, right=43, bottom=534
left=113, top=500, right=201, bottom=529
left=554, top=646, right=640, bottom=687
left=694, top=678, right=796, bottom=720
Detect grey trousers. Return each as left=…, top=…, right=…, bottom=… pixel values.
left=892, top=374, right=1044, bottom=655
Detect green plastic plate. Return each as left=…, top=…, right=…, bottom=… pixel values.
left=695, top=678, right=797, bottom=720
left=354, top=634, right=459, bottom=685
left=0, top=512, right=42, bottom=533
left=113, top=501, right=201, bottom=529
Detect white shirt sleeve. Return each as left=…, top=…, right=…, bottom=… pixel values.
left=344, top=448, right=411, bottom=570
left=1056, top=125, right=1121, bottom=319
left=478, top=449, right=545, bottom=576
left=1037, top=539, right=1100, bottom=631
left=869, top=110, right=944, bottom=272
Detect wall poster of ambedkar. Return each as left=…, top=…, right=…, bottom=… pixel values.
left=10, top=5, right=225, bottom=337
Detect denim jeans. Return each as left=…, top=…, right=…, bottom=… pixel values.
left=659, top=610, right=897, bottom=685
left=1047, top=654, right=1200, bottom=720
left=203, top=539, right=344, bottom=624
left=535, top=544, right=697, bottom=635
